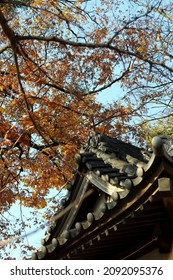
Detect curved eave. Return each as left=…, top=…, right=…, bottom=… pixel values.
left=32, top=135, right=173, bottom=260
left=33, top=162, right=165, bottom=260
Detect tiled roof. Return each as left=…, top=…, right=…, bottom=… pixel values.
left=32, top=133, right=173, bottom=260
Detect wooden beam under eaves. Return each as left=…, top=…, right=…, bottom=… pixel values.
left=158, top=177, right=173, bottom=222
left=158, top=178, right=173, bottom=197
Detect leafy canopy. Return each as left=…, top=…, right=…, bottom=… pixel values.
left=0, top=0, right=173, bottom=258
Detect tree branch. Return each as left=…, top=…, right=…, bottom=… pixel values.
left=17, top=34, right=173, bottom=73
left=131, top=0, right=173, bottom=21
left=0, top=10, right=16, bottom=45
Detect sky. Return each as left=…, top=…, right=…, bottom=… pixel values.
left=1, top=187, right=68, bottom=259
left=97, top=83, right=123, bottom=105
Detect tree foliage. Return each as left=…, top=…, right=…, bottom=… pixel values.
left=142, top=116, right=173, bottom=145
left=0, top=0, right=173, bottom=258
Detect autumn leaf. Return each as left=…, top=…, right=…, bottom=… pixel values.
left=0, top=0, right=173, bottom=259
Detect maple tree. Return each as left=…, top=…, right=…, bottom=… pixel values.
left=0, top=0, right=173, bottom=258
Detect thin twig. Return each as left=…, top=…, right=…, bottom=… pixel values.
left=0, top=188, right=94, bottom=247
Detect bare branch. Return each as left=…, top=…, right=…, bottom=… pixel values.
left=0, top=188, right=94, bottom=247
left=131, top=0, right=173, bottom=21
